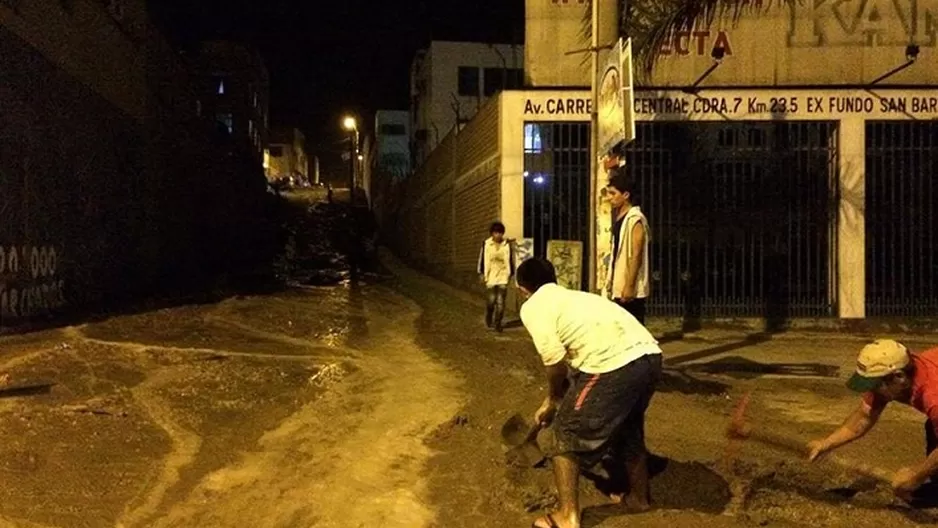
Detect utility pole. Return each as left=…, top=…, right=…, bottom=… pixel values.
left=588, top=0, right=619, bottom=293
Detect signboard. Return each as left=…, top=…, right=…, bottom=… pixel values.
left=511, top=89, right=938, bottom=121
left=597, top=38, right=636, bottom=155
left=522, top=96, right=592, bottom=117
left=635, top=92, right=938, bottom=119
left=546, top=240, right=584, bottom=291
left=648, top=2, right=938, bottom=87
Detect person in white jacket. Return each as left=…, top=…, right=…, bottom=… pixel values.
left=605, top=168, right=650, bottom=324
left=477, top=222, right=515, bottom=332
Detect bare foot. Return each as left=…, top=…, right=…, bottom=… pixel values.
left=532, top=511, right=579, bottom=528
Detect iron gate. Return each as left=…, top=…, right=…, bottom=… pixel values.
left=866, top=121, right=938, bottom=316
left=523, top=122, right=591, bottom=290
left=624, top=121, right=839, bottom=319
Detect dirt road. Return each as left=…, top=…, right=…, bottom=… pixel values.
left=1, top=192, right=937, bottom=527
left=0, top=282, right=465, bottom=528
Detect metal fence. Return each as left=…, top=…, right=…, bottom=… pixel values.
left=523, top=122, right=592, bottom=289
left=866, top=121, right=938, bottom=316
left=624, top=121, right=839, bottom=319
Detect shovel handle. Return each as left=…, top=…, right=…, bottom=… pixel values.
left=738, top=426, right=893, bottom=484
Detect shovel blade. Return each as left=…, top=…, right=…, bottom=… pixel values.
left=506, top=442, right=546, bottom=468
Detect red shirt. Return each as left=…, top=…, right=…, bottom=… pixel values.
left=863, top=347, right=938, bottom=436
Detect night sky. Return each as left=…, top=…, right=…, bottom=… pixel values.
left=150, top=0, right=524, bottom=177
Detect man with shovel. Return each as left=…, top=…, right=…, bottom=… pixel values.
left=807, top=339, right=938, bottom=505
left=517, top=258, right=662, bottom=528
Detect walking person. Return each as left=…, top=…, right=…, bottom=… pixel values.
left=605, top=167, right=650, bottom=324
left=517, top=258, right=662, bottom=528
left=477, top=221, right=515, bottom=332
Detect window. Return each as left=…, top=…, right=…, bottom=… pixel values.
left=269, top=146, right=284, bottom=157
left=457, top=66, right=479, bottom=97
left=217, top=113, right=233, bottom=134
left=524, top=123, right=542, bottom=153
left=248, top=120, right=254, bottom=137
left=378, top=124, right=406, bottom=136
left=507, top=69, right=524, bottom=89
left=213, top=76, right=226, bottom=95
left=483, top=68, right=504, bottom=96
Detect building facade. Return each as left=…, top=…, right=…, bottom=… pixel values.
left=410, top=40, right=524, bottom=165
left=391, top=0, right=938, bottom=323
left=375, top=110, right=411, bottom=179
left=265, top=127, right=310, bottom=185
left=1, top=0, right=276, bottom=330
left=192, top=40, right=270, bottom=163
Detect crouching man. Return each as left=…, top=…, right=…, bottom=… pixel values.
left=807, top=339, right=938, bottom=505
left=517, top=258, right=663, bottom=528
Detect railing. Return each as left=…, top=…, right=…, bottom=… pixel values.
left=865, top=121, right=938, bottom=317
left=625, top=121, right=839, bottom=319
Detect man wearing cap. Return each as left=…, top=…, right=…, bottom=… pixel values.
left=807, top=339, right=938, bottom=503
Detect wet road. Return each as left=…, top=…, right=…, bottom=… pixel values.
left=1, top=191, right=937, bottom=527
left=0, top=280, right=465, bottom=528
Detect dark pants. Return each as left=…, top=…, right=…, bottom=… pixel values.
left=911, top=421, right=938, bottom=505
left=616, top=298, right=646, bottom=325
left=541, top=354, right=663, bottom=468
left=485, top=286, right=507, bottom=330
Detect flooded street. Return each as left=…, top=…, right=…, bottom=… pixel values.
left=0, top=192, right=936, bottom=527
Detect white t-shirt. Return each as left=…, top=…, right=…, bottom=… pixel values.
left=519, top=283, right=661, bottom=374
left=478, top=238, right=513, bottom=287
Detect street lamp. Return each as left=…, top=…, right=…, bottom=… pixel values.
left=341, top=115, right=359, bottom=198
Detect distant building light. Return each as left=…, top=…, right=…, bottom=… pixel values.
left=217, top=79, right=225, bottom=95
left=533, top=175, right=545, bottom=185
left=523, top=171, right=529, bottom=177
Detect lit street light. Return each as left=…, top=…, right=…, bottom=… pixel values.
left=341, top=115, right=359, bottom=196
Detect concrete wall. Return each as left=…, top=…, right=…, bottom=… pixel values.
left=648, top=1, right=937, bottom=86
left=0, top=4, right=277, bottom=330
left=524, top=0, right=590, bottom=87
left=0, top=0, right=148, bottom=119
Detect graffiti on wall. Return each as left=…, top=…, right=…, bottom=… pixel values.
left=547, top=240, right=583, bottom=291
left=0, top=245, right=66, bottom=324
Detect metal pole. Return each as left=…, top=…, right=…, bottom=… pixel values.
left=348, top=131, right=356, bottom=199
left=588, top=0, right=600, bottom=293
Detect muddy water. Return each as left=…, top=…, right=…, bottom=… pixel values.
left=124, top=286, right=464, bottom=528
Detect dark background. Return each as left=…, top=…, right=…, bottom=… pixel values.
left=149, top=0, right=524, bottom=182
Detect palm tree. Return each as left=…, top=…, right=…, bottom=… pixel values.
left=582, top=0, right=797, bottom=79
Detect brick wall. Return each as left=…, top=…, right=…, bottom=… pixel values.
left=391, top=95, right=502, bottom=294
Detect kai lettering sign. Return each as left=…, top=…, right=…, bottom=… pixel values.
left=789, top=0, right=938, bottom=47
left=522, top=97, right=593, bottom=117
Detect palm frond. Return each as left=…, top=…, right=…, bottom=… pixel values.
left=581, top=0, right=799, bottom=81
left=633, top=0, right=798, bottom=78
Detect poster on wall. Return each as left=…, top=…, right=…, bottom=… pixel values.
left=597, top=38, right=635, bottom=156
left=546, top=240, right=584, bottom=291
